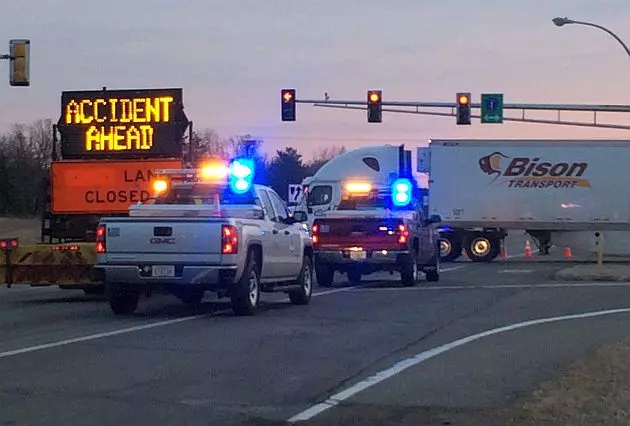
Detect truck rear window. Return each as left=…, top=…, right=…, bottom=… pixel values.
left=338, top=196, right=413, bottom=211
left=153, top=185, right=259, bottom=206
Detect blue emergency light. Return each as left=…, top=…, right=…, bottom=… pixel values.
left=392, top=178, right=413, bottom=207
left=228, top=158, right=255, bottom=194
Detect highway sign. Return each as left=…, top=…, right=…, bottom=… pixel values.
left=481, top=93, right=504, bottom=124
left=288, top=184, right=303, bottom=203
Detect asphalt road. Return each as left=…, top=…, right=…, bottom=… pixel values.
left=3, top=251, right=630, bottom=425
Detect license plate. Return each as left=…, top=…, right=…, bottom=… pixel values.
left=349, top=251, right=366, bottom=260
left=151, top=265, right=175, bottom=277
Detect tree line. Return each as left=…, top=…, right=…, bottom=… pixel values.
left=0, top=120, right=345, bottom=217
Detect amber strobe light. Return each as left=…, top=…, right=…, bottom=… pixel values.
left=367, top=90, right=382, bottom=123
left=456, top=92, right=471, bottom=125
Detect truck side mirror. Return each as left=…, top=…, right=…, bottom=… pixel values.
left=427, top=214, right=441, bottom=225
left=293, top=211, right=308, bottom=222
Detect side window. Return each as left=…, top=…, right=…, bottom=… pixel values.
left=268, top=191, right=290, bottom=221
left=258, top=190, right=277, bottom=221
left=307, top=185, right=333, bottom=207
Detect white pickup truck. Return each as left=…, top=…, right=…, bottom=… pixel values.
left=95, top=165, right=314, bottom=316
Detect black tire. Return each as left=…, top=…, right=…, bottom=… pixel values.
left=315, top=260, right=334, bottom=288
left=347, top=269, right=361, bottom=285
left=230, top=256, right=261, bottom=316
left=289, top=255, right=313, bottom=305
left=425, top=267, right=440, bottom=282
left=439, top=235, right=462, bottom=263
left=108, top=283, right=140, bottom=315
left=464, top=234, right=500, bottom=262
left=400, top=250, right=419, bottom=287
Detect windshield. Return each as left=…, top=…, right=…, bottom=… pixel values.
left=152, top=184, right=259, bottom=206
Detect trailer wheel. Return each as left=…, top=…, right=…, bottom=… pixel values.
left=464, top=234, right=500, bottom=262
left=315, top=260, right=334, bottom=288
left=439, top=236, right=462, bottom=263
left=108, top=283, right=140, bottom=315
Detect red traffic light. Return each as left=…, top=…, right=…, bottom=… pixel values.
left=283, top=91, right=294, bottom=103
left=368, top=92, right=381, bottom=103
left=458, top=94, right=470, bottom=105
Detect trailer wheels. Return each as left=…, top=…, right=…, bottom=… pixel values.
left=464, top=234, right=500, bottom=262
left=439, top=236, right=462, bottom=263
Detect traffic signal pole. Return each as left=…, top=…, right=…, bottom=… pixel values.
left=287, top=91, right=630, bottom=131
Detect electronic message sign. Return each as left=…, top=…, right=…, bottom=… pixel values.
left=57, top=88, right=189, bottom=159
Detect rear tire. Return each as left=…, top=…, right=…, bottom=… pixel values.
left=289, top=256, right=313, bottom=305
left=108, top=283, right=140, bottom=315
left=464, top=234, right=500, bottom=262
left=231, top=256, right=261, bottom=316
left=315, top=260, right=334, bottom=288
left=400, top=250, right=419, bottom=287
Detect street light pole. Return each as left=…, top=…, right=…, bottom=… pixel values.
left=552, top=17, right=630, bottom=58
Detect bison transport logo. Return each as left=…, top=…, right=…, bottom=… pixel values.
left=478, top=152, right=590, bottom=188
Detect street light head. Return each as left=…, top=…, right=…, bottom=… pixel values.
left=553, top=17, right=573, bottom=27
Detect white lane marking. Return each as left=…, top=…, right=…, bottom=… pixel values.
left=0, top=286, right=356, bottom=360
left=439, top=266, right=465, bottom=273
left=287, top=307, right=630, bottom=422
left=497, top=269, right=534, bottom=274
left=351, top=282, right=630, bottom=291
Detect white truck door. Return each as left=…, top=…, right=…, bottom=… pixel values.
left=267, top=190, right=302, bottom=277
left=257, top=189, right=282, bottom=278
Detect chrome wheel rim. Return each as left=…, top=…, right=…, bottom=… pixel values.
left=303, top=264, right=312, bottom=296
left=439, top=239, right=452, bottom=257
left=248, top=270, right=259, bottom=306
left=471, top=238, right=491, bottom=257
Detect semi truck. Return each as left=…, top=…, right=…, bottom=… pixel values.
left=420, top=138, right=630, bottom=262
left=0, top=87, right=191, bottom=293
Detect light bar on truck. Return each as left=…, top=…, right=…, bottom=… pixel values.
left=152, top=158, right=256, bottom=195
left=344, top=181, right=372, bottom=194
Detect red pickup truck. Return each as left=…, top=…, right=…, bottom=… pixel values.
left=310, top=192, right=441, bottom=287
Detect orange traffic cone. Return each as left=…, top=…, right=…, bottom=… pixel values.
left=564, top=247, right=572, bottom=259
left=524, top=240, right=533, bottom=259
left=500, top=244, right=508, bottom=259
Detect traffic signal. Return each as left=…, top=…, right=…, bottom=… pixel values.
left=281, top=89, right=296, bottom=121
left=9, top=39, right=30, bottom=87
left=456, top=92, right=471, bottom=125
left=367, top=90, right=382, bottom=123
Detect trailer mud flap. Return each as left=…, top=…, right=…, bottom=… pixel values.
left=0, top=243, right=103, bottom=287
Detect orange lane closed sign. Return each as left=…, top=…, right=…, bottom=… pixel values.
left=51, top=159, right=183, bottom=214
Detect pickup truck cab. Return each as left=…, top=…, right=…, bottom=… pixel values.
left=296, top=179, right=441, bottom=287
left=95, top=161, right=313, bottom=316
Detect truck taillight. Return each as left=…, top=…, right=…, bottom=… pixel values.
left=222, top=225, right=238, bottom=254
left=398, top=224, right=409, bottom=245
left=96, top=225, right=106, bottom=254
left=311, top=224, right=319, bottom=245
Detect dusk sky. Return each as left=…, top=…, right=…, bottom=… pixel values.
left=1, top=0, right=630, bottom=160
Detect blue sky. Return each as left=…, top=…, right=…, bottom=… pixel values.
left=1, top=0, right=630, bottom=159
